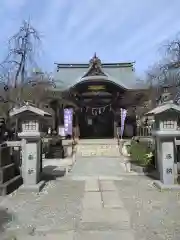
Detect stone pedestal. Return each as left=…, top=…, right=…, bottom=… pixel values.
left=19, top=133, right=45, bottom=193
left=62, top=140, right=73, bottom=158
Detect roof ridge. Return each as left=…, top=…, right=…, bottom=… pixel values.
left=55, top=62, right=135, bottom=68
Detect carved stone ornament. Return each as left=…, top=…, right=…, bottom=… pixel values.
left=28, top=168, right=34, bottom=174
left=28, top=154, right=34, bottom=160
left=83, top=53, right=107, bottom=77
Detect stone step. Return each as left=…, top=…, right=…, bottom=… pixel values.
left=78, top=153, right=120, bottom=157
left=0, top=175, right=23, bottom=196
left=77, top=149, right=119, bottom=153
left=76, top=150, right=120, bottom=157
left=0, top=163, right=15, bottom=184
left=76, top=144, right=120, bottom=157
left=77, top=145, right=119, bottom=150
left=77, top=145, right=119, bottom=149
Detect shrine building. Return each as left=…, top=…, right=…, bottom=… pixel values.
left=52, top=53, right=148, bottom=139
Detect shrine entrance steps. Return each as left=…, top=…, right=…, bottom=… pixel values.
left=76, top=139, right=120, bottom=158
left=68, top=139, right=126, bottom=180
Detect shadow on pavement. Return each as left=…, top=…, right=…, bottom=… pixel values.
left=146, top=170, right=159, bottom=180
left=0, top=208, right=14, bottom=235
left=42, top=165, right=66, bottom=181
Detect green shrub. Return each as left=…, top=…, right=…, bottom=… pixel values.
left=126, top=144, right=131, bottom=155
left=129, top=140, right=153, bottom=166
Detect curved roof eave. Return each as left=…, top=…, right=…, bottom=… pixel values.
left=60, top=75, right=129, bottom=90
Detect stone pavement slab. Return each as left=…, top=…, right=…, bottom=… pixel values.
left=100, top=180, right=117, bottom=191
left=6, top=231, right=74, bottom=240
left=81, top=208, right=130, bottom=224
left=85, top=179, right=99, bottom=192
left=69, top=157, right=126, bottom=178
left=75, top=230, right=135, bottom=240
left=82, top=192, right=102, bottom=209
left=9, top=231, right=74, bottom=240
left=98, top=176, right=123, bottom=180
left=102, top=191, right=124, bottom=208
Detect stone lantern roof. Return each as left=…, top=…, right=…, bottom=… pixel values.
left=9, top=102, right=52, bottom=117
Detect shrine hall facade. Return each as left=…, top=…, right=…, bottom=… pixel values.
left=53, top=54, right=148, bottom=139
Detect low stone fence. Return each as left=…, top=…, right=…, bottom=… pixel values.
left=136, top=126, right=152, bottom=137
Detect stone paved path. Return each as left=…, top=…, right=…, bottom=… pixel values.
left=1, top=155, right=180, bottom=239
left=68, top=156, right=125, bottom=180
left=80, top=178, right=134, bottom=239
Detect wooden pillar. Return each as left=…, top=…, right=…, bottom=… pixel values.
left=113, top=110, right=117, bottom=138
left=74, top=110, right=80, bottom=140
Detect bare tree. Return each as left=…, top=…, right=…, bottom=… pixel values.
left=144, top=33, right=180, bottom=107
left=160, top=32, right=180, bottom=63
left=0, top=20, right=41, bottom=104
left=148, top=33, right=180, bottom=87
left=0, top=21, right=49, bottom=132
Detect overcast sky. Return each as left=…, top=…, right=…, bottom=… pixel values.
left=0, top=0, right=180, bottom=76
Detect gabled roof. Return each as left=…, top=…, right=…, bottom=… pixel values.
left=54, top=54, right=148, bottom=90
left=9, top=102, right=52, bottom=117
left=81, top=53, right=107, bottom=78
left=145, top=101, right=180, bottom=116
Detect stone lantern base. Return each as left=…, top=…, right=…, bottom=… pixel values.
left=18, top=180, right=46, bottom=193
left=153, top=180, right=180, bottom=191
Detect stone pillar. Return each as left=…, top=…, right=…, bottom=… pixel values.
left=19, top=134, right=45, bottom=192
left=158, top=138, right=175, bottom=185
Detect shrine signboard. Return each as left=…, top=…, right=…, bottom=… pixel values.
left=88, top=85, right=106, bottom=91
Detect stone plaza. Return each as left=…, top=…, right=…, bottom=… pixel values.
left=1, top=152, right=180, bottom=240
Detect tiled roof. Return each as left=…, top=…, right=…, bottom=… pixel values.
left=53, top=55, right=148, bottom=90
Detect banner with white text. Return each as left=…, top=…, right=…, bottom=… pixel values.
left=120, top=108, right=127, bottom=139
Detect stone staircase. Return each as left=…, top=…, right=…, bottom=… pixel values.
left=76, top=139, right=120, bottom=158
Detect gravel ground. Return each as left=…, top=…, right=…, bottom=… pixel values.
left=0, top=179, right=84, bottom=238
left=1, top=156, right=180, bottom=239
left=115, top=175, right=180, bottom=240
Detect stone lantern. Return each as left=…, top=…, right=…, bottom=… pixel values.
left=146, top=102, right=180, bottom=189
left=9, top=102, right=52, bottom=192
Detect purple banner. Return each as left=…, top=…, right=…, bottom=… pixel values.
left=120, top=108, right=127, bottom=138
left=64, top=108, right=73, bottom=135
